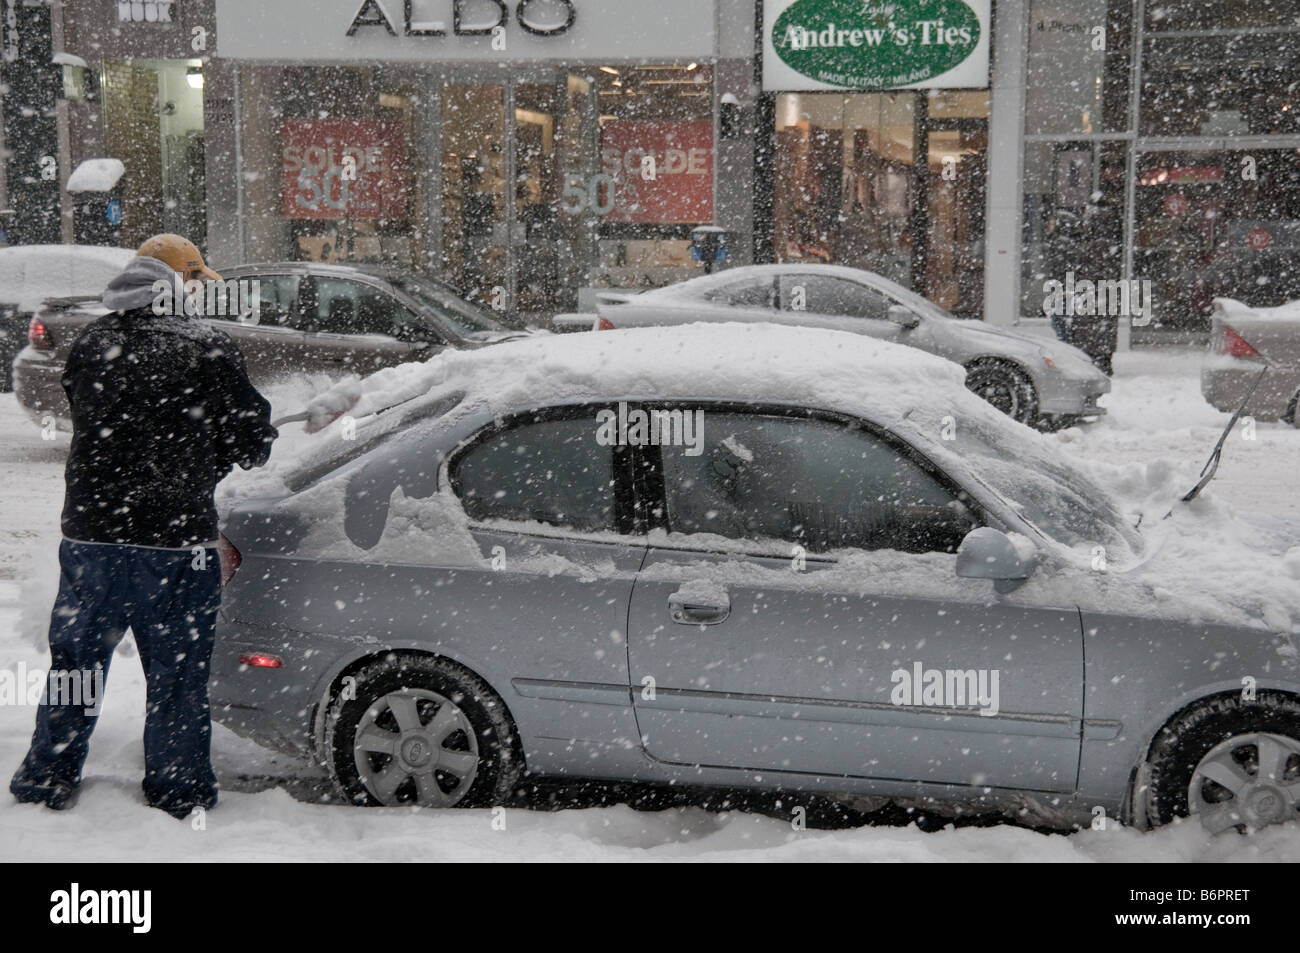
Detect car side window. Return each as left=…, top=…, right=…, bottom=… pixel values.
left=313, top=277, right=416, bottom=336
left=659, top=412, right=978, bottom=554
left=451, top=415, right=617, bottom=533
left=705, top=278, right=776, bottom=309
left=204, top=274, right=298, bottom=326
left=779, top=275, right=890, bottom=320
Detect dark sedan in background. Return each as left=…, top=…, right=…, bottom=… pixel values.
left=13, top=261, right=522, bottom=428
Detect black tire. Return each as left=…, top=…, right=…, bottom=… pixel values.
left=1140, top=692, right=1300, bottom=830
left=964, top=359, right=1039, bottom=426
left=1285, top=390, right=1299, bottom=427
left=325, top=654, right=522, bottom=809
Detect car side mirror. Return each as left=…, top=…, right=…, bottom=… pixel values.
left=887, top=304, right=920, bottom=329
left=956, top=527, right=1036, bottom=593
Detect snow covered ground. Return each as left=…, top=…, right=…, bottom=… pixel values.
left=1, top=347, right=1298, bottom=862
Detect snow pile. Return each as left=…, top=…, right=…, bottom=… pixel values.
left=0, top=244, right=134, bottom=311
left=65, top=158, right=126, bottom=193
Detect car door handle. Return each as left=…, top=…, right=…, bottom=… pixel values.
left=668, top=590, right=731, bottom=626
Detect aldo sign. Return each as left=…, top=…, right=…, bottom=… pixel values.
left=762, top=0, right=989, bottom=90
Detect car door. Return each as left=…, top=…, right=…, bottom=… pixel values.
left=442, top=406, right=648, bottom=755
left=301, top=275, right=437, bottom=374
left=204, top=273, right=315, bottom=381
left=777, top=273, right=904, bottom=340
left=626, top=404, right=1085, bottom=793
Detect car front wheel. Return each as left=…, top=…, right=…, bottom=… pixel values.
left=964, top=359, right=1039, bottom=426
left=325, top=654, right=521, bottom=808
left=1140, top=693, right=1300, bottom=833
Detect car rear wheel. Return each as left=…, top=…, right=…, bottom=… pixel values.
left=325, top=654, right=521, bottom=808
left=1140, top=693, right=1300, bottom=833
left=964, top=359, right=1038, bottom=426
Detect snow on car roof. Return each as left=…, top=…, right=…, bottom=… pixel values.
left=226, top=323, right=1300, bottom=638
left=1213, top=296, right=1300, bottom=324
left=0, top=244, right=135, bottom=311
left=305, top=321, right=969, bottom=427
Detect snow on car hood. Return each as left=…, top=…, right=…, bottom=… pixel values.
left=222, top=323, right=1300, bottom=638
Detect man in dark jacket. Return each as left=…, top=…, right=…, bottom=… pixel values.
left=10, top=233, right=277, bottom=818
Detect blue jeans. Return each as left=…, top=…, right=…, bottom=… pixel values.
left=10, top=539, right=220, bottom=816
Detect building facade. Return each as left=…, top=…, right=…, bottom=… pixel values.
left=6, top=0, right=1299, bottom=336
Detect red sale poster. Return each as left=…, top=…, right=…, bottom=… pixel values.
left=282, top=120, right=410, bottom=220
left=599, top=121, right=714, bottom=224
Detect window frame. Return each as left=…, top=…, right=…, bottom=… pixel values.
left=777, top=273, right=894, bottom=322
left=300, top=274, right=420, bottom=337
left=634, top=401, right=987, bottom=558
left=703, top=275, right=778, bottom=310
left=446, top=403, right=642, bottom=538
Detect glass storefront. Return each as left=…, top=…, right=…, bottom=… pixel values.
left=100, top=58, right=207, bottom=249
left=1022, top=0, right=1300, bottom=333
left=235, top=62, right=714, bottom=322
left=771, top=90, right=989, bottom=317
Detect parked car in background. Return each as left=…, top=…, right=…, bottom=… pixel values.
left=0, top=244, right=134, bottom=391
left=1201, top=297, right=1300, bottom=423
left=211, top=324, right=1300, bottom=833
left=14, top=261, right=523, bottom=428
left=553, top=264, right=1110, bottom=430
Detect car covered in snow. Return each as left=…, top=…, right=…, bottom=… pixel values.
left=553, top=264, right=1112, bottom=430
left=12, top=261, right=522, bottom=428
left=210, top=323, right=1300, bottom=833
left=0, top=243, right=135, bottom=392
left=1201, top=296, right=1300, bottom=423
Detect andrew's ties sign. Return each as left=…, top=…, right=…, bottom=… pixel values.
left=763, top=0, right=990, bottom=90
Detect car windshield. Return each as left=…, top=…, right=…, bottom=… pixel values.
left=909, top=407, right=1142, bottom=557
left=391, top=275, right=507, bottom=338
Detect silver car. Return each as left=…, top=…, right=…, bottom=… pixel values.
left=211, top=325, right=1299, bottom=834
left=554, top=264, right=1110, bottom=429
left=1201, top=297, right=1300, bottom=423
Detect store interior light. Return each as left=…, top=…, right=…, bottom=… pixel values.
left=686, top=62, right=699, bottom=70
left=186, top=67, right=203, bottom=89
left=599, top=66, right=619, bottom=75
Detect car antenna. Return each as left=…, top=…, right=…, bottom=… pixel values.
left=1164, top=365, right=1267, bottom=518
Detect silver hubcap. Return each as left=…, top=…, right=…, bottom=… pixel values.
left=1188, top=732, right=1300, bottom=833
left=353, top=688, right=479, bottom=807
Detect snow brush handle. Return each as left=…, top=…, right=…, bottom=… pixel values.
left=271, top=411, right=310, bottom=427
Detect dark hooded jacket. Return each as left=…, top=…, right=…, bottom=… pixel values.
left=60, top=255, right=278, bottom=548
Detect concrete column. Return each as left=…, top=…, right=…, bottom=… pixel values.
left=983, top=0, right=1028, bottom=325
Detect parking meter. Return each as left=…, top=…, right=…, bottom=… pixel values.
left=690, top=226, right=728, bottom=274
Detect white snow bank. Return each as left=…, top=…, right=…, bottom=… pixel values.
left=1212, top=296, right=1300, bottom=324
left=66, top=158, right=126, bottom=193
left=0, top=244, right=134, bottom=310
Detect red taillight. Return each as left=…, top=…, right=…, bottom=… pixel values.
left=27, top=317, right=53, bottom=350
left=596, top=317, right=616, bottom=331
left=237, top=653, right=282, bottom=669
left=1219, top=324, right=1262, bottom=360
left=217, top=533, right=242, bottom=586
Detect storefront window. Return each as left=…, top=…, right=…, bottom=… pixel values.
left=1021, top=139, right=1127, bottom=319
left=1135, top=149, right=1300, bottom=329
left=239, top=62, right=712, bottom=321
left=773, top=90, right=988, bottom=316
left=1025, top=0, right=1133, bottom=136
left=1141, top=1, right=1300, bottom=138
